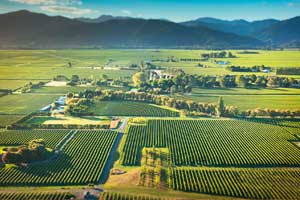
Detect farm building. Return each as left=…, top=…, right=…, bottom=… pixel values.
left=39, top=104, right=52, bottom=112
left=149, top=70, right=175, bottom=80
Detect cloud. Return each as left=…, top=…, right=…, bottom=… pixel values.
left=121, top=9, right=132, bottom=15
left=9, top=0, right=82, bottom=5
left=9, top=0, right=55, bottom=4
left=288, top=2, right=300, bottom=7
left=40, top=5, right=92, bottom=15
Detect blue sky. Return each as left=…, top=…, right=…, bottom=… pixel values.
left=0, top=0, right=299, bottom=21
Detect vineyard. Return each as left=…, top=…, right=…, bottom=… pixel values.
left=0, top=130, right=118, bottom=186
left=89, top=101, right=179, bottom=117
left=122, top=119, right=300, bottom=166
left=99, top=192, right=172, bottom=200
left=0, top=129, right=70, bottom=149
left=169, top=167, right=300, bottom=199
left=0, top=192, right=74, bottom=200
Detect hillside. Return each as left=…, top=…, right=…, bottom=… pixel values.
left=0, top=10, right=263, bottom=49
left=181, top=17, right=279, bottom=36
left=257, top=16, right=300, bottom=47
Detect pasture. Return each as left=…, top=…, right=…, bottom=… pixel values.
left=173, top=94, right=300, bottom=110
left=0, top=94, right=60, bottom=114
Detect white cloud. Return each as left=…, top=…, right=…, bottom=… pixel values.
left=9, top=0, right=55, bottom=4
left=40, top=5, right=92, bottom=15
left=121, top=9, right=132, bottom=15
left=9, top=0, right=82, bottom=5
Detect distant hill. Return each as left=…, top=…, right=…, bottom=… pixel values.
left=75, top=15, right=133, bottom=23
left=0, top=10, right=263, bottom=49
left=181, top=17, right=279, bottom=36
left=257, top=16, right=300, bottom=47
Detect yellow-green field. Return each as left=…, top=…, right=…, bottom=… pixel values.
left=0, top=49, right=300, bottom=112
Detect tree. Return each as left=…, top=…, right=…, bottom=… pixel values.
left=71, top=75, right=80, bottom=83
left=216, top=96, right=225, bottom=117
left=67, top=92, right=74, bottom=98
left=132, top=72, right=147, bottom=88
left=2, top=152, right=22, bottom=164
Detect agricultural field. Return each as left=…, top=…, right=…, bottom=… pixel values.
left=89, top=101, right=179, bottom=117
left=173, top=94, right=300, bottom=110
left=170, top=167, right=300, bottom=199
left=0, top=129, right=69, bottom=149
left=31, top=86, right=129, bottom=94
left=0, top=115, right=24, bottom=127
left=0, top=94, right=60, bottom=115
left=0, top=49, right=300, bottom=199
left=0, top=80, right=42, bottom=90
left=0, top=130, right=118, bottom=186
left=122, top=119, right=300, bottom=166
left=99, top=192, right=172, bottom=200
left=0, top=192, right=74, bottom=200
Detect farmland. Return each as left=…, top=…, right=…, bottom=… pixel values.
left=170, top=167, right=300, bottom=199
left=0, top=115, right=24, bottom=127
left=0, top=129, right=69, bottom=149
left=0, top=130, right=118, bottom=186
left=0, top=49, right=300, bottom=199
left=122, top=119, right=300, bottom=166
left=0, top=94, right=60, bottom=115
left=89, top=101, right=179, bottom=117
left=0, top=192, right=74, bottom=200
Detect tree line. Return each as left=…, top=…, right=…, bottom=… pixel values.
left=66, top=89, right=300, bottom=118
left=133, top=70, right=299, bottom=94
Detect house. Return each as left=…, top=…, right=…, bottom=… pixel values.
left=262, top=69, right=271, bottom=73
left=149, top=70, right=175, bottom=80
left=39, top=104, right=52, bottom=112
left=216, top=60, right=230, bottom=65
left=55, top=96, right=66, bottom=106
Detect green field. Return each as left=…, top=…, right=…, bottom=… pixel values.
left=0, top=192, right=73, bottom=200
left=0, top=115, right=24, bottom=127
left=31, top=86, right=129, bottom=94
left=0, top=94, right=60, bottom=114
left=0, top=130, right=117, bottom=186
left=89, top=101, right=179, bottom=117
left=122, top=119, right=300, bottom=166
left=0, top=80, right=43, bottom=90
left=170, top=167, right=300, bottom=199
left=0, top=129, right=69, bottom=149
left=0, top=50, right=300, bottom=81
left=173, top=94, right=300, bottom=110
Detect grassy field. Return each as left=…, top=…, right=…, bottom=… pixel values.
left=31, top=86, right=129, bottom=94
left=173, top=93, right=300, bottom=110
left=0, top=80, right=43, bottom=90
left=0, top=50, right=300, bottom=81
left=0, top=115, right=24, bottom=127
left=0, top=94, right=60, bottom=114
left=89, top=101, right=179, bottom=117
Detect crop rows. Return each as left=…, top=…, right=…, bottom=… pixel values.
left=0, top=129, right=70, bottom=149
left=0, top=130, right=118, bottom=186
left=169, top=167, right=300, bottom=199
left=90, top=101, right=179, bottom=117
left=99, top=192, right=171, bottom=200
left=122, top=119, right=300, bottom=166
left=0, top=192, right=73, bottom=200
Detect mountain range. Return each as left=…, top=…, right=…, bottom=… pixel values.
left=0, top=10, right=299, bottom=49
